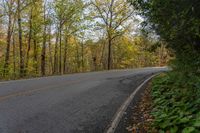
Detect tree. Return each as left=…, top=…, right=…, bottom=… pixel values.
left=54, top=0, right=84, bottom=74
left=2, top=0, right=16, bottom=76
left=131, top=0, right=200, bottom=72
left=91, top=0, right=134, bottom=70
left=25, top=2, right=33, bottom=73
left=0, top=0, right=171, bottom=80
left=31, top=0, right=43, bottom=75
left=41, top=0, right=47, bottom=76
left=47, top=23, right=53, bottom=74
left=17, top=0, right=25, bottom=77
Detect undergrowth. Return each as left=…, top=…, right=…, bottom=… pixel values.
left=151, top=72, right=200, bottom=133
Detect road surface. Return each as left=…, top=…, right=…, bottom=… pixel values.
left=0, top=67, right=166, bottom=133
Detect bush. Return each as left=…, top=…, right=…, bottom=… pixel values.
left=151, top=72, right=200, bottom=133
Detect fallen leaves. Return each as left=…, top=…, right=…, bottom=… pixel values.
left=126, top=83, right=157, bottom=133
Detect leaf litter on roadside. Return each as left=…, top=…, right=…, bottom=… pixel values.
left=126, top=82, right=157, bottom=133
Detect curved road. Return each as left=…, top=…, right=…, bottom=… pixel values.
left=0, top=67, right=166, bottom=133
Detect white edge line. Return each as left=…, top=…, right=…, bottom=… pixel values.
left=105, top=74, right=159, bottom=133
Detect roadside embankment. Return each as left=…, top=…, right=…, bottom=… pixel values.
left=126, top=72, right=200, bottom=133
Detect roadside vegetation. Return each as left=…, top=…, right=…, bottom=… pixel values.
left=130, top=0, right=200, bottom=132
left=127, top=73, right=200, bottom=133
left=151, top=73, right=200, bottom=132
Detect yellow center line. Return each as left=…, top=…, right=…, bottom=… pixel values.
left=0, top=78, right=91, bottom=102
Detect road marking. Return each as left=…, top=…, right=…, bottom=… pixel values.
left=105, top=74, right=158, bottom=133
left=0, top=68, right=166, bottom=102
left=0, top=82, right=71, bottom=102
left=0, top=78, right=92, bottom=102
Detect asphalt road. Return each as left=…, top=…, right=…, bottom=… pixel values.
left=0, top=67, right=167, bottom=133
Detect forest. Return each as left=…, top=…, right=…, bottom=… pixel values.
left=0, top=0, right=170, bottom=80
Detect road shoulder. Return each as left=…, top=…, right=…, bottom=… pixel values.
left=114, top=79, right=152, bottom=133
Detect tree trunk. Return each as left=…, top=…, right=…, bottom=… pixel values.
left=107, top=0, right=114, bottom=70
left=59, top=23, right=62, bottom=74
left=33, top=35, right=38, bottom=74
left=25, top=9, right=33, bottom=74
left=53, top=32, right=59, bottom=74
left=63, top=37, right=68, bottom=73
left=107, top=38, right=112, bottom=70
left=48, top=25, right=53, bottom=74
left=100, top=40, right=106, bottom=70
left=3, top=13, right=12, bottom=76
left=81, top=42, right=84, bottom=72
left=76, top=43, right=80, bottom=72
left=41, top=4, right=47, bottom=76
left=12, top=32, right=16, bottom=78
left=17, top=0, right=25, bottom=77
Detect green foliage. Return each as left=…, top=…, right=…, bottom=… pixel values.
left=130, top=2, right=200, bottom=131
left=151, top=72, right=200, bottom=132
left=112, top=35, right=170, bottom=69
left=131, top=0, right=200, bottom=72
